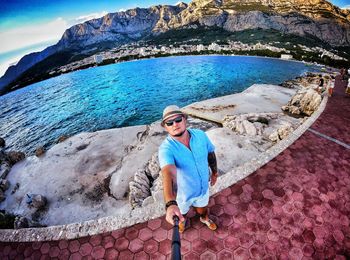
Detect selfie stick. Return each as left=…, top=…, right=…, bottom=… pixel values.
left=171, top=215, right=181, bottom=260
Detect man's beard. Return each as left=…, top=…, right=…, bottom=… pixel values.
left=174, top=129, right=186, bottom=137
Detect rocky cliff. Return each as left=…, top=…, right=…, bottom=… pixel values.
left=1, top=0, right=349, bottom=93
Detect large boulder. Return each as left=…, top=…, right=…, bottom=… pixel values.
left=26, top=194, right=47, bottom=209
left=222, top=113, right=278, bottom=136
left=0, top=161, right=11, bottom=179
left=6, top=151, right=25, bottom=165
left=0, top=138, right=5, bottom=148
left=129, top=153, right=161, bottom=208
left=282, top=89, right=321, bottom=116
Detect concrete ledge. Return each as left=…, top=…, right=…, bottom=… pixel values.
left=0, top=96, right=328, bottom=242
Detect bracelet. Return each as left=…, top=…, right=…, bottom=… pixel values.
left=165, top=200, right=178, bottom=210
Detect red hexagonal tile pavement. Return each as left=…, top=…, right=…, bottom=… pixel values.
left=1, top=77, right=349, bottom=260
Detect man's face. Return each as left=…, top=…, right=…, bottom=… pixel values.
left=164, top=114, right=186, bottom=137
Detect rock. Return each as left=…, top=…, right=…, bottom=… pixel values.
left=267, top=121, right=293, bottom=142
left=11, top=182, right=19, bottom=194
left=57, top=135, right=69, bottom=143
left=300, top=89, right=322, bottom=116
left=27, top=194, right=47, bottom=209
left=268, top=131, right=280, bottom=142
left=0, top=211, right=16, bottom=229
left=277, top=122, right=293, bottom=140
left=0, top=138, right=5, bottom=148
left=14, top=216, right=29, bottom=229
left=128, top=152, right=163, bottom=208
left=223, top=113, right=279, bottom=136
left=129, top=169, right=152, bottom=208
left=283, top=88, right=321, bottom=116
left=142, top=196, right=154, bottom=207
left=242, top=120, right=257, bottom=136
left=0, top=179, right=10, bottom=191
left=7, top=151, right=25, bottom=165
left=150, top=177, right=163, bottom=198
left=0, top=190, right=5, bottom=202
left=0, top=161, right=11, bottom=179
left=146, top=153, right=161, bottom=179
left=35, top=147, right=45, bottom=157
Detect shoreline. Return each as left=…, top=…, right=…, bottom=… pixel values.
left=0, top=73, right=329, bottom=242
left=0, top=53, right=330, bottom=98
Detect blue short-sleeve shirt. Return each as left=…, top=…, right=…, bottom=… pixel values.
left=158, top=129, right=215, bottom=207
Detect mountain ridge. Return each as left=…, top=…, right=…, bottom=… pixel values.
left=1, top=0, right=349, bottom=94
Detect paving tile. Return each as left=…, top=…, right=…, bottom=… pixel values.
left=68, top=240, right=80, bottom=253
left=119, top=249, right=134, bottom=260
left=181, top=239, right=191, bottom=255
left=48, top=246, right=60, bottom=258
left=249, top=244, right=266, bottom=259
left=91, top=245, right=105, bottom=259
left=199, top=250, right=216, bottom=260
left=102, top=235, right=115, bottom=249
left=105, top=248, right=119, bottom=260
left=58, top=248, right=70, bottom=259
left=158, top=239, right=171, bottom=256
left=153, top=228, right=168, bottom=242
left=111, top=228, right=125, bottom=239
left=78, top=242, right=92, bottom=257
left=23, top=246, right=34, bottom=257
left=115, top=237, right=129, bottom=251
left=302, top=230, right=316, bottom=244
left=233, top=247, right=250, bottom=260
left=69, top=252, right=82, bottom=260
left=217, top=249, right=233, bottom=259
left=199, top=226, right=214, bottom=241
left=144, top=238, right=159, bottom=255
left=192, top=239, right=208, bottom=255
left=125, top=227, right=139, bottom=241
left=134, top=250, right=149, bottom=260
left=129, top=238, right=144, bottom=253
left=40, top=242, right=51, bottom=254
left=58, top=240, right=69, bottom=250
left=147, top=218, right=162, bottom=230
left=183, top=252, right=200, bottom=260
left=139, top=227, right=153, bottom=241
left=214, top=194, right=228, bottom=206
left=183, top=228, right=199, bottom=242
left=89, top=234, right=102, bottom=247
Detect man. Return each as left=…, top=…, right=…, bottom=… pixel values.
left=158, top=105, right=218, bottom=233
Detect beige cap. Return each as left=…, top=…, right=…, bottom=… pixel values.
left=161, top=105, right=185, bottom=126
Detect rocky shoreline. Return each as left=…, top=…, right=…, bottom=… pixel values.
left=0, top=72, right=333, bottom=232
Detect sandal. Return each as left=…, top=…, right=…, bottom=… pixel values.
left=200, top=217, right=217, bottom=231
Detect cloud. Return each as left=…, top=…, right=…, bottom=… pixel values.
left=342, top=5, right=350, bottom=10
left=0, top=18, right=68, bottom=53
left=74, top=11, right=108, bottom=24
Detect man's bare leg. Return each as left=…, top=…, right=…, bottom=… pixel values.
left=194, top=206, right=217, bottom=230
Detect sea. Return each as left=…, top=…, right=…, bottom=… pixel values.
left=0, top=55, right=321, bottom=154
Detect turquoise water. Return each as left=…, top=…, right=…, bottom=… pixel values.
left=0, top=55, right=318, bottom=154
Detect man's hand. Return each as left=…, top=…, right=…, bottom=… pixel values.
left=166, top=205, right=185, bottom=225
left=210, top=172, right=218, bottom=186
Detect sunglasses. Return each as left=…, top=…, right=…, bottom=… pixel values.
left=165, top=116, right=183, bottom=126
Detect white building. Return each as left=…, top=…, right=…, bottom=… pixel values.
left=94, top=55, right=103, bottom=64
left=139, top=48, right=146, bottom=56
left=197, top=44, right=205, bottom=52
left=208, top=43, right=221, bottom=51
left=281, top=54, right=293, bottom=60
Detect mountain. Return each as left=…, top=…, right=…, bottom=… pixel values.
left=1, top=0, right=349, bottom=94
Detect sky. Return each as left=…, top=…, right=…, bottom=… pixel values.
left=0, top=0, right=349, bottom=76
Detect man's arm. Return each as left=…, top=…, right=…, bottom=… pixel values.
left=161, top=165, right=184, bottom=225
left=208, top=151, right=218, bottom=186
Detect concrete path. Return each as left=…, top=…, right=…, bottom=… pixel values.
left=1, top=76, right=349, bottom=259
